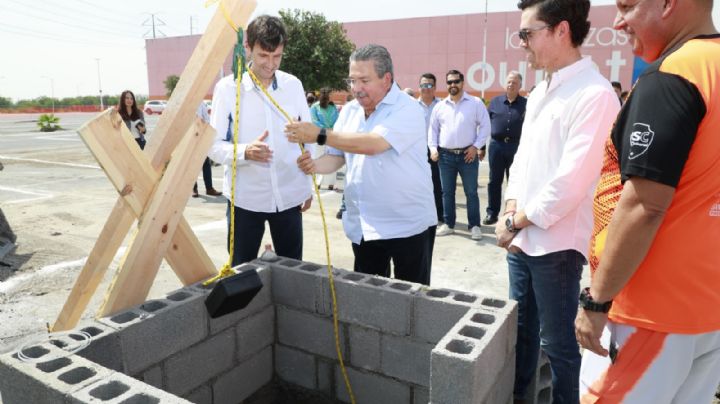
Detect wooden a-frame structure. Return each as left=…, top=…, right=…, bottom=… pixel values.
left=52, top=0, right=257, bottom=332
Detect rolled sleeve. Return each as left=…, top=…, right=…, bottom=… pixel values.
left=373, top=103, right=425, bottom=155
left=428, top=107, right=440, bottom=149
left=474, top=103, right=491, bottom=149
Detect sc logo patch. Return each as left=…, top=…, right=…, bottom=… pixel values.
left=628, top=123, right=654, bottom=160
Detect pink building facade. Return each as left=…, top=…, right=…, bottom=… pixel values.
left=146, top=5, right=633, bottom=99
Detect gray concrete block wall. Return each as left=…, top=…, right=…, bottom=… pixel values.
left=524, top=349, right=552, bottom=404
left=235, top=305, right=274, bottom=361
left=277, top=305, right=347, bottom=360
left=67, top=371, right=194, bottom=404
left=275, top=344, right=317, bottom=390
left=381, top=334, right=434, bottom=386
left=335, top=366, right=412, bottom=404
left=212, top=346, right=273, bottom=404
left=0, top=344, right=112, bottom=404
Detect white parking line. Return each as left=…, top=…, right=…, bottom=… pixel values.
left=0, top=155, right=99, bottom=170
left=0, top=186, right=53, bottom=204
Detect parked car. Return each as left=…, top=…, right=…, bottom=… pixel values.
left=143, top=100, right=166, bottom=115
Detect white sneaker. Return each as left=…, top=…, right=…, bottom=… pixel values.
left=471, top=226, right=483, bottom=240
left=437, top=224, right=454, bottom=236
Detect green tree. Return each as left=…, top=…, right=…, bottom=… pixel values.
left=279, top=9, right=355, bottom=92
left=164, top=75, right=180, bottom=97
left=0, top=97, right=12, bottom=108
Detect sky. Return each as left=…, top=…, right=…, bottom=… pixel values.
left=1, top=0, right=719, bottom=102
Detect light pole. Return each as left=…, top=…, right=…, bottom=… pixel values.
left=95, top=58, right=104, bottom=110
left=41, top=75, right=55, bottom=114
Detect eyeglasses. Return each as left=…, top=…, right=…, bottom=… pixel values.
left=446, top=79, right=462, bottom=85
left=419, top=83, right=434, bottom=89
left=518, top=25, right=551, bottom=42
left=344, top=78, right=372, bottom=88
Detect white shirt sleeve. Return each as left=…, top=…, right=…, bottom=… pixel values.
left=474, top=100, right=491, bottom=149
left=208, top=76, right=248, bottom=166
left=428, top=105, right=440, bottom=151
left=523, top=88, right=619, bottom=229
left=373, top=102, right=425, bottom=155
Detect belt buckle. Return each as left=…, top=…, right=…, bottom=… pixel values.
left=503, top=137, right=511, bottom=143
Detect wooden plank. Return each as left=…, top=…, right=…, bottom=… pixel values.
left=52, top=0, right=256, bottom=331
left=51, top=111, right=216, bottom=332
left=100, top=119, right=216, bottom=315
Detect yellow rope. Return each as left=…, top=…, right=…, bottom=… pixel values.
left=203, top=3, right=355, bottom=402
left=245, top=66, right=356, bottom=404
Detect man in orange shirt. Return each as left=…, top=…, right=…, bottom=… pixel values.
left=575, top=0, right=720, bottom=402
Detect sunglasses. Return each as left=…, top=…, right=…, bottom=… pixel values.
left=419, top=83, right=434, bottom=89
left=518, top=25, right=551, bottom=42
left=446, top=79, right=462, bottom=85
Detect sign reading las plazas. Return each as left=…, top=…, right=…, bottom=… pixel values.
left=145, top=5, right=635, bottom=99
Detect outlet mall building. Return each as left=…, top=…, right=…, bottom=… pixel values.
left=145, top=5, right=643, bottom=100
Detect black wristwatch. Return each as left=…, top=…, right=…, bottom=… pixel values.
left=317, top=128, right=327, bottom=145
left=505, top=213, right=518, bottom=233
left=579, top=287, right=612, bottom=313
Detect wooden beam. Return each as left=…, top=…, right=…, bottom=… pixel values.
left=100, top=119, right=216, bottom=315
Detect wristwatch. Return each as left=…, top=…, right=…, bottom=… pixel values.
left=317, top=128, right=327, bottom=145
left=505, top=213, right=518, bottom=233
left=579, top=287, right=613, bottom=313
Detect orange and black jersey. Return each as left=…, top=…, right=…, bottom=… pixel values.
left=590, top=34, right=720, bottom=334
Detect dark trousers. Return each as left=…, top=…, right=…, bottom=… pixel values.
left=351, top=226, right=435, bottom=285
left=135, top=137, right=146, bottom=150
left=194, top=158, right=213, bottom=192
left=486, top=139, right=519, bottom=218
left=428, top=149, right=443, bottom=223
left=226, top=203, right=303, bottom=266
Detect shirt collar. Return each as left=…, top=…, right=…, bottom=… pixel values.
left=443, top=91, right=471, bottom=104
left=418, top=96, right=439, bottom=107
left=547, top=56, right=593, bottom=93
left=242, top=71, right=279, bottom=92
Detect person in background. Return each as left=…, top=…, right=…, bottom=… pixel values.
left=192, top=100, right=222, bottom=197
left=483, top=71, right=527, bottom=226
left=611, top=81, right=623, bottom=105
left=417, top=72, right=444, bottom=226
left=117, top=90, right=147, bottom=150
left=306, top=91, right=316, bottom=107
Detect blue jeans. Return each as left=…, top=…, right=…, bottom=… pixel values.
left=508, top=249, right=584, bottom=404
left=486, top=139, right=519, bottom=218
left=438, top=149, right=480, bottom=228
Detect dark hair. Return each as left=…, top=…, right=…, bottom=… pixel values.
left=446, top=69, right=464, bottom=81
left=517, top=0, right=591, bottom=47
left=118, top=90, right=142, bottom=121
left=420, top=73, right=436, bottom=85
left=319, top=87, right=333, bottom=108
left=611, top=81, right=622, bottom=90
left=350, top=44, right=394, bottom=81
left=246, top=15, right=287, bottom=51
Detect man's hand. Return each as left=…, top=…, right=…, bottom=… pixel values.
left=430, top=150, right=439, bottom=162
left=477, top=148, right=486, bottom=162
left=300, top=196, right=312, bottom=212
left=296, top=151, right=315, bottom=174
left=494, top=212, right=516, bottom=249
left=245, top=130, right=273, bottom=162
left=464, top=145, right=478, bottom=163
left=575, top=309, right=609, bottom=357
left=285, top=121, right=321, bottom=144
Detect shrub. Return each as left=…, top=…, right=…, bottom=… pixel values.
left=37, top=114, right=61, bottom=132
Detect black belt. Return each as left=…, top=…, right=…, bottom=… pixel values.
left=439, top=146, right=470, bottom=155
left=492, top=136, right=519, bottom=144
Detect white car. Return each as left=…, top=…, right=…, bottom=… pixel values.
left=143, top=100, right=166, bottom=115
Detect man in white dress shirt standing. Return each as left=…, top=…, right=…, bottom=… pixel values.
left=286, top=44, right=437, bottom=285
left=208, top=15, right=312, bottom=265
left=493, top=1, right=619, bottom=402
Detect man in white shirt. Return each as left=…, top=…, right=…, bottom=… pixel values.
left=285, top=44, right=437, bottom=285
left=208, top=15, right=312, bottom=266
left=493, top=1, right=619, bottom=402
left=428, top=70, right=491, bottom=240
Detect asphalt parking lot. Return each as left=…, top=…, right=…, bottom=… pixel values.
left=0, top=111, right=588, bottom=348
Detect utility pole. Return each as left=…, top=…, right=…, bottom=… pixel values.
left=143, top=13, right=166, bottom=39
left=95, top=58, right=104, bottom=110
left=41, top=76, right=55, bottom=114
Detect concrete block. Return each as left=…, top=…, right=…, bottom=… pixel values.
left=414, top=386, right=429, bottom=404
left=317, top=358, right=334, bottom=396
left=235, top=306, right=274, bottom=361
left=320, top=273, right=415, bottom=336
left=335, top=366, right=411, bottom=404
left=0, top=343, right=112, bottom=404
left=141, top=365, right=163, bottom=390
left=213, top=346, right=272, bottom=404
left=68, top=370, right=192, bottom=403
left=270, top=259, right=325, bottom=314
left=165, top=328, right=236, bottom=396
left=192, top=264, right=272, bottom=335
left=184, top=385, right=212, bottom=404
left=275, top=344, right=317, bottom=390
left=525, top=349, right=552, bottom=404
left=348, top=326, right=380, bottom=371
left=430, top=342, right=479, bottom=404
left=74, top=321, right=125, bottom=373
left=277, top=306, right=346, bottom=360
left=381, top=334, right=434, bottom=386
left=413, top=289, right=472, bottom=344
left=100, top=293, right=209, bottom=375
left=479, top=351, right=515, bottom=404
